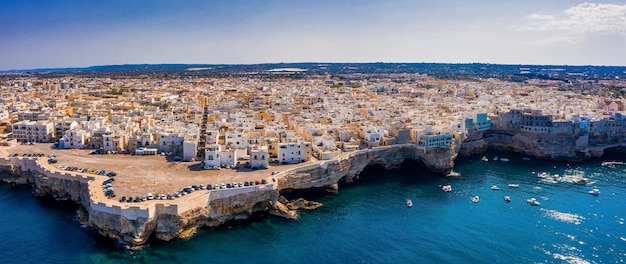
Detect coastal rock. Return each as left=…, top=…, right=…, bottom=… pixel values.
left=270, top=201, right=298, bottom=220
left=286, top=198, right=323, bottom=210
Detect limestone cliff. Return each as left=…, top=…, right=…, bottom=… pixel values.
left=277, top=144, right=458, bottom=192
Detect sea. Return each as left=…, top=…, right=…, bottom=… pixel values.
left=1, top=150, right=624, bottom=264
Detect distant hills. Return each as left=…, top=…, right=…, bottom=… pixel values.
left=2, top=63, right=625, bottom=82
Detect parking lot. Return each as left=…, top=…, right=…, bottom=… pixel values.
left=1, top=143, right=314, bottom=198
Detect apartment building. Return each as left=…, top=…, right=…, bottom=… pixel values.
left=12, top=120, right=54, bottom=143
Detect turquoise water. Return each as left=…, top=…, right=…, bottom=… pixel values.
left=1, top=151, right=625, bottom=263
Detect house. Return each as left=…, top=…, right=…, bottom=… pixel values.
left=250, top=145, right=269, bottom=169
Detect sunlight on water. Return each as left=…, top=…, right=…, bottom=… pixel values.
left=542, top=209, right=585, bottom=225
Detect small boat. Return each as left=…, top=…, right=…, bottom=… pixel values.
left=601, top=161, right=624, bottom=166
left=503, top=196, right=511, bottom=202
left=441, top=185, right=452, bottom=192
left=573, top=178, right=589, bottom=185
left=538, top=172, right=549, bottom=178
left=522, top=157, right=531, bottom=161
left=481, top=156, right=489, bottom=162
left=526, top=197, right=540, bottom=206
left=406, top=199, right=413, bottom=207
left=500, top=158, right=510, bottom=162
left=588, top=188, right=600, bottom=196
left=491, top=185, right=499, bottom=190
left=471, top=196, right=480, bottom=203
left=493, top=156, right=499, bottom=161
left=508, top=184, right=519, bottom=188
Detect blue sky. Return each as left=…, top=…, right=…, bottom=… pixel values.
left=1, top=0, right=625, bottom=70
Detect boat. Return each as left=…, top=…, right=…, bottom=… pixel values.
left=588, top=188, right=600, bottom=196
left=526, top=197, right=540, bottom=206
left=481, top=156, right=489, bottom=162
left=573, top=178, right=589, bottom=185
left=471, top=196, right=480, bottom=203
left=493, top=156, right=499, bottom=161
left=406, top=199, right=413, bottom=207
left=508, top=184, right=519, bottom=188
left=503, top=196, right=511, bottom=202
left=500, top=158, right=510, bottom=162
left=491, top=185, right=499, bottom=190
left=601, top=161, right=624, bottom=166
left=538, top=171, right=549, bottom=178
left=441, top=184, right=452, bottom=192
left=522, top=157, right=531, bottom=161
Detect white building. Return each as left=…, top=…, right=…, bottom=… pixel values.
left=418, top=133, right=453, bottom=149
left=250, top=145, right=269, bottom=169
left=363, top=126, right=384, bottom=147
left=158, top=132, right=184, bottom=154
left=206, top=129, right=219, bottom=145
left=60, top=129, right=89, bottom=149
left=0, top=109, right=9, bottom=121
left=204, top=144, right=238, bottom=168
left=12, top=120, right=54, bottom=143
left=182, top=141, right=197, bottom=161
left=225, top=130, right=244, bottom=148
left=204, top=144, right=221, bottom=168
left=277, top=142, right=311, bottom=164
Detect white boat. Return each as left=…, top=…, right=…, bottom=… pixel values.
left=588, top=188, right=600, bottom=196
left=500, top=158, right=510, bottom=162
left=503, top=196, right=511, bottom=202
left=526, top=198, right=540, bottom=206
left=493, top=156, right=499, bottom=161
left=481, top=156, right=489, bottom=162
left=601, top=161, right=624, bottom=166
left=491, top=185, right=499, bottom=190
left=508, top=184, right=519, bottom=188
left=406, top=199, right=413, bottom=207
left=441, top=185, right=452, bottom=192
left=538, top=172, right=549, bottom=178
left=471, top=196, right=480, bottom=203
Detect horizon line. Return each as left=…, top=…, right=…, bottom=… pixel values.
left=3, top=61, right=626, bottom=73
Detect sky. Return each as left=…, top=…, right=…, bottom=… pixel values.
left=1, top=0, right=625, bottom=70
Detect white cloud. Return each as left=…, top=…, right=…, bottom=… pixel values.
left=521, top=2, right=626, bottom=34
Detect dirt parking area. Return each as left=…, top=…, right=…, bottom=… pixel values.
left=1, top=143, right=315, bottom=198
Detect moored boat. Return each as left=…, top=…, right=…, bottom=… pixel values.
left=500, top=158, right=509, bottom=162
left=526, top=197, right=540, bottom=206
left=442, top=184, right=452, bottom=192
left=481, top=156, right=489, bottom=162
left=406, top=199, right=413, bottom=207
left=491, top=185, right=499, bottom=190
left=508, top=184, right=519, bottom=188
left=471, top=196, right=480, bottom=203
left=588, top=188, right=600, bottom=196
left=573, top=178, right=589, bottom=185
left=503, top=196, right=511, bottom=202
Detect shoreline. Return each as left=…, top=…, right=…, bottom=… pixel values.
left=0, top=135, right=624, bottom=247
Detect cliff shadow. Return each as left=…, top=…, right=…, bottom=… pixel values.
left=340, top=158, right=440, bottom=188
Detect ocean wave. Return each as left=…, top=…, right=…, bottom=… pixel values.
left=542, top=209, right=585, bottom=225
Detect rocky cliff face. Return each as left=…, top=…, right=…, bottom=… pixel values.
left=487, top=132, right=588, bottom=160
left=277, top=144, right=457, bottom=192
left=153, top=189, right=278, bottom=242
left=0, top=164, right=33, bottom=184
left=85, top=188, right=279, bottom=246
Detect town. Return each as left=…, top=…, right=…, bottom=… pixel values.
left=1, top=64, right=626, bottom=246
